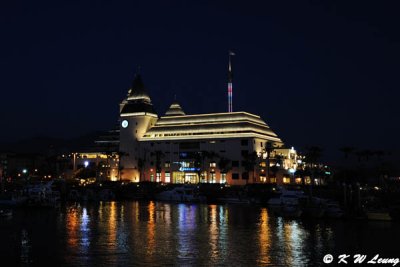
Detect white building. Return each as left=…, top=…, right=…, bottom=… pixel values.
left=119, top=74, right=297, bottom=185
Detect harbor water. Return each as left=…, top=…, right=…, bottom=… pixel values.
left=0, top=201, right=399, bottom=266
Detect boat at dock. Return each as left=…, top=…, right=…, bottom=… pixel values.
left=0, top=209, right=12, bottom=218
left=155, top=185, right=206, bottom=203
left=26, top=181, right=61, bottom=208
left=267, top=188, right=305, bottom=207
left=366, top=211, right=392, bottom=221
left=216, top=191, right=250, bottom=204
left=268, top=189, right=305, bottom=218
left=324, top=201, right=344, bottom=219
left=0, top=193, right=28, bottom=207
left=216, top=196, right=250, bottom=204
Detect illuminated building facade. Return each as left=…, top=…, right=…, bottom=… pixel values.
left=119, top=74, right=298, bottom=185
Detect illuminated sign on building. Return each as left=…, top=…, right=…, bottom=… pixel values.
left=179, top=167, right=200, bottom=172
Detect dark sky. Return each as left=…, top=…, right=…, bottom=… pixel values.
left=1, top=0, right=399, bottom=160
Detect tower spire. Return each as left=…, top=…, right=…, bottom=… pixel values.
left=228, top=51, right=235, bottom=112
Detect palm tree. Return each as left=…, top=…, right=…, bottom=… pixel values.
left=304, top=146, right=322, bottom=164
left=117, top=151, right=129, bottom=181
left=193, top=152, right=203, bottom=183
left=362, top=150, right=373, bottom=161
left=270, top=154, right=284, bottom=183
left=206, top=151, right=219, bottom=183
left=264, top=142, right=275, bottom=181
left=218, top=157, right=231, bottom=173
left=374, top=150, right=385, bottom=160
left=137, top=157, right=145, bottom=182
left=217, top=157, right=231, bottom=183
left=304, top=146, right=323, bottom=195
left=339, top=146, right=355, bottom=159
left=151, top=150, right=164, bottom=182
left=243, top=151, right=258, bottom=184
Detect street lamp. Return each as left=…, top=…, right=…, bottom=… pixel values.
left=289, top=168, right=296, bottom=184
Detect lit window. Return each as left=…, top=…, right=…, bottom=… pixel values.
left=165, top=172, right=171, bottom=183
left=220, top=173, right=226, bottom=184
left=210, top=162, right=216, bottom=168
left=156, top=173, right=161, bottom=182
left=283, top=177, right=291, bottom=184
left=210, top=173, right=216, bottom=183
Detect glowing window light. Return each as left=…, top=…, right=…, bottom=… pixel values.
left=165, top=173, right=171, bottom=183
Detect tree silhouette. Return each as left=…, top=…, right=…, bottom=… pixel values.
left=340, top=146, right=355, bottom=159
left=304, top=146, right=323, bottom=191
left=151, top=150, right=164, bottom=182
left=243, top=151, right=258, bottom=184
left=117, top=151, right=129, bottom=181
left=218, top=157, right=231, bottom=174
left=263, top=142, right=275, bottom=181
left=138, top=157, right=144, bottom=182
left=193, top=152, right=203, bottom=183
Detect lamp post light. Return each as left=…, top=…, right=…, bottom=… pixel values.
left=289, top=168, right=296, bottom=184
left=73, top=153, right=77, bottom=172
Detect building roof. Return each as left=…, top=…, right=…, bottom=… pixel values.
left=120, top=74, right=157, bottom=116
left=127, top=74, right=151, bottom=102
left=93, top=126, right=120, bottom=152
left=165, top=101, right=186, bottom=116
left=141, top=111, right=283, bottom=143
left=120, top=102, right=157, bottom=115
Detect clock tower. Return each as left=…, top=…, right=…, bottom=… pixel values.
left=119, top=74, right=158, bottom=181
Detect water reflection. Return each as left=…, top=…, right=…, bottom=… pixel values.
left=66, top=206, right=79, bottom=249
left=258, top=208, right=271, bottom=265
left=177, top=204, right=198, bottom=264
left=146, top=201, right=155, bottom=257
left=208, top=205, right=218, bottom=261
left=20, top=229, right=31, bottom=266
left=80, top=208, right=90, bottom=251
left=0, top=201, right=395, bottom=267
left=107, top=202, right=116, bottom=250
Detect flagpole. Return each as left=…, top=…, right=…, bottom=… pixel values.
left=228, top=51, right=234, bottom=113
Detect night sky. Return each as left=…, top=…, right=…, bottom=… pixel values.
left=1, top=1, right=399, bottom=160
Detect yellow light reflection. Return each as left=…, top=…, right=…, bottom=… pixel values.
left=146, top=201, right=156, bottom=256
left=66, top=206, right=79, bottom=249
left=258, top=208, right=271, bottom=265
left=108, top=201, right=117, bottom=246
left=209, top=205, right=218, bottom=259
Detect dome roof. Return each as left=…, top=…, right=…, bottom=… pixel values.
left=165, top=101, right=186, bottom=116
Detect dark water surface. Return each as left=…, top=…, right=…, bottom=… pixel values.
left=0, top=201, right=398, bottom=266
